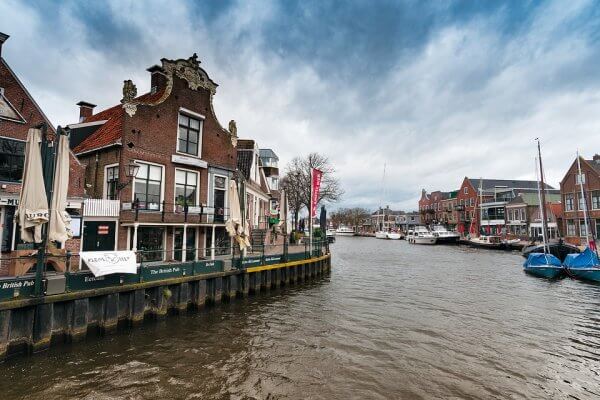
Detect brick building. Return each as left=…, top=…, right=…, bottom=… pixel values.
left=68, top=54, right=238, bottom=263
left=423, top=177, right=553, bottom=236
left=559, top=154, right=600, bottom=246
left=0, top=32, right=85, bottom=276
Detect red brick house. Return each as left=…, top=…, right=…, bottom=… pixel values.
left=559, top=154, right=600, bottom=246
left=418, top=189, right=432, bottom=224
left=68, top=54, right=238, bottom=263
left=0, top=32, right=85, bottom=276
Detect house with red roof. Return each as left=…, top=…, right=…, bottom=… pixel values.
left=68, top=54, right=238, bottom=262
left=0, top=32, right=85, bottom=276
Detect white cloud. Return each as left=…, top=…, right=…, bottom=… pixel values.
left=1, top=0, right=599, bottom=212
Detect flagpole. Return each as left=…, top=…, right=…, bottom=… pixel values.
left=309, top=168, right=313, bottom=257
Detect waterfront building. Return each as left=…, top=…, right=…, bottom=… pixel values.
left=438, top=177, right=553, bottom=236
left=0, top=32, right=85, bottom=276
left=505, top=192, right=561, bottom=240
left=368, top=206, right=404, bottom=232
left=237, top=140, right=278, bottom=246
left=68, top=54, right=238, bottom=263
left=396, top=211, right=420, bottom=230
left=418, top=189, right=432, bottom=224
left=559, top=154, right=600, bottom=245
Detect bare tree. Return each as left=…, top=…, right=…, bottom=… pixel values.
left=331, top=207, right=370, bottom=229
left=281, top=153, right=343, bottom=230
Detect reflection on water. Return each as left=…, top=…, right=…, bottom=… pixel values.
left=1, top=238, right=600, bottom=399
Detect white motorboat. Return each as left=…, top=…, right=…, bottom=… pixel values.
left=375, top=231, right=388, bottom=239
left=386, top=232, right=402, bottom=240
left=407, top=226, right=437, bottom=244
left=431, top=225, right=460, bottom=244
left=335, top=226, right=356, bottom=236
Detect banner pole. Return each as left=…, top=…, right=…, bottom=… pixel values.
left=309, top=168, right=313, bottom=257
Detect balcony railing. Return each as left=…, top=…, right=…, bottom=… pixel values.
left=119, top=200, right=230, bottom=224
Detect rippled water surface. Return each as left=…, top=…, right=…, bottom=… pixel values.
left=2, top=237, right=600, bottom=399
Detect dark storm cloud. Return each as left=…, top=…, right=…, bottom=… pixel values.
left=2, top=0, right=600, bottom=211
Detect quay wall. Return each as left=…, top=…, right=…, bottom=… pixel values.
left=0, top=254, right=331, bottom=360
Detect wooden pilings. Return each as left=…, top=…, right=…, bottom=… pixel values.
left=0, top=254, right=331, bottom=360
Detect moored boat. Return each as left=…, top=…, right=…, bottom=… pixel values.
left=375, top=231, right=388, bottom=239
left=407, top=226, right=437, bottom=244
left=386, top=232, right=402, bottom=240
left=335, top=226, right=356, bottom=236
left=522, top=241, right=580, bottom=262
left=467, top=235, right=506, bottom=249
left=523, top=253, right=564, bottom=279
left=431, top=225, right=460, bottom=244
left=564, top=247, right=600, bottom=282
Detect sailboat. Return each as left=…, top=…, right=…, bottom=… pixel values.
left=374, top=164, right=401, bottom=240
left=468, top=178, right=505, bottom=249
left=523, top=139, right=563, bottom=279
left=563, top=152, right=600, bottom=282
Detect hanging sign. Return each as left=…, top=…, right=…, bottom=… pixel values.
left=310, top=168, right=323, bottom=218
left=80, top=251, right=137, bottom=277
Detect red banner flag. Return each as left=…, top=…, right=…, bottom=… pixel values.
left=310, top=168, right=323, bottom=218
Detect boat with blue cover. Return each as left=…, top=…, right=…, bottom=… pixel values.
left=564, top=247, right=600, bottom=282
left=522, top=139, right=564, bottom=279
left=523, top=253, right=564, bottom=279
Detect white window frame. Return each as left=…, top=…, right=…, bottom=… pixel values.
left=591, top=191, right=600, bottom=210
left=579, top=219, right=588, bottom=237
left=131, top=160, right=165, bottom=211
left=173, top=167, right=200, bottom=212
left=211, top=174, right=229, bottom=219
left=576, top=173, right=586, bottom=185
left=565, top=193, right=574, bottom=211
left=103, top=163, right=119, bottom=200
left=464, top=187, right=468, bottom=194
left=176, top=107, right=205, bottom=158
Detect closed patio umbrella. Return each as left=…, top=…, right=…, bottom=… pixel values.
left=225, top=179, right=250, bottom=251
left=48, top=132, right=72, bottom=245
left=15, top=128, right=48, bottom=243
left=278, top=189, right=289, bottom=235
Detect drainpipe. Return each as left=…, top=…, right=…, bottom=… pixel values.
left=182, top=224, right=187, bottom=262
left=211, top=225, right=216, bottom=260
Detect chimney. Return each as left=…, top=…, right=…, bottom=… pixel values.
left=76, top=101, right=96, bottom=122
left=0, top=32, right=9, bottom=58
left=147, top=65, right=167, bottom=94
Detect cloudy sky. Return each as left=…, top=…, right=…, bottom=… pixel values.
left=1, top=0, right=599, bottom=211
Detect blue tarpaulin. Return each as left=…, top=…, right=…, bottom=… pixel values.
left=523, top=253, right=562, bottom=268
left=564, top=247, right=600, bottom=269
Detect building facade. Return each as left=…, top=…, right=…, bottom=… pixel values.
left=0, top=32, right=85, bottom=276
left=560, top=154, right=600, bottom=245
left=505, top=193, right=561, bottom=240
left=69, top=54, right=238, bottom=263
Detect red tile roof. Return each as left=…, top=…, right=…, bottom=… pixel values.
left=72, top=90, right=166, bottom=154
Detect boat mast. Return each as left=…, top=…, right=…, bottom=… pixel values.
left=479, top=178, right=483, bottom=236
left=535, top=139, right=548, bottom=254
left=576, top=151, right=591, bottom=246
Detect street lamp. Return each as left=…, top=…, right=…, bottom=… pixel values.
left=117, top=161, right=140, bottom=192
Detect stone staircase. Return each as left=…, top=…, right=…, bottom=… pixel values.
left=250, top=228, right=267, bottom=248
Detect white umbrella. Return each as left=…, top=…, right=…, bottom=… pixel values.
left=48, top=133, right=72, bottom=245
left=277, top=189, right=288, bottom=235
left=15, top=128, right=48, bottom=243
left=225, top=180, right=250, bottom=251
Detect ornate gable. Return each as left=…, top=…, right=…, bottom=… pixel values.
left=161, top=53, right=218, bottom=94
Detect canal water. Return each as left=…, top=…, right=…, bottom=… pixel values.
left=1, top=237, right=600, bottom=399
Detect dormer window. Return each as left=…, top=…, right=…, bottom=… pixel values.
left=178, top=112, right=203, bottom=157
